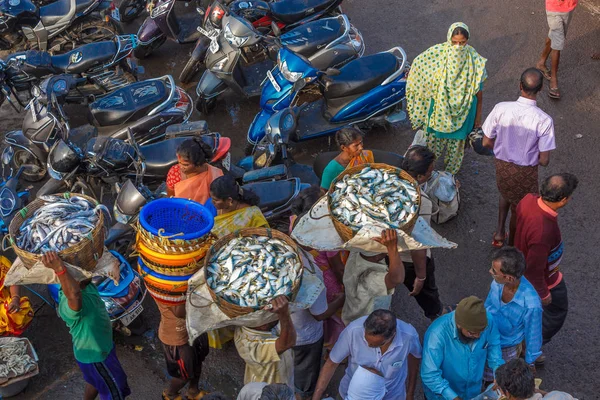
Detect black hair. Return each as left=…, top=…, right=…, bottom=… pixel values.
left=520, top=68, right=544, bottom=96
left=540, top=173, right=579, bottom=203
left=335, top=127, right=364, bottom=149
left=451, top=26, right=469, bottom=40
left=176, top=137, right=213, bottom=167
left=202, top=393, right=230, bottom=400
left=402, top=145, right=436, bottom=178
left=364, top=309, right=396, bottom=340
left=210, top=174, right=260, bottom=206
left=291, top=185, right=322, bottom=216
left=495, top=359, right=535, bottom=399
left=260, top=383, right=295, bottom=400
left=492, top=246, right=526, bottom=278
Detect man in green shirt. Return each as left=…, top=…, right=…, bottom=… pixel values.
left=42, top=252, right=131, bottom=400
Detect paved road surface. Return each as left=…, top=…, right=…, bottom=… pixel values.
left=2, top=0, right=599, bottom=398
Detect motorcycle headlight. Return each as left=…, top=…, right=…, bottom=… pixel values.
left=113, top=203, right=132, bottom=225
left=252, top=142, right=275, bottom=169
left=279, top=59, right=302, bottom=83
left=47, top=160, right=64, bottom=180
left=212, top=57, right=228, bottom=72
left=223, top=23, right=248, bottom=47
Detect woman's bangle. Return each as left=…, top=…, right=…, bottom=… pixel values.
left=11, top=295, right=20, bottom=301
left=55, top=268, right=67, bottom=277
left=416, top=276, right=426, bottom=281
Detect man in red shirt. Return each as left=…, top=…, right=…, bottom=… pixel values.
left=514, top=173, right=578, bottom=363
left=536, top=0, right=578, bottom=99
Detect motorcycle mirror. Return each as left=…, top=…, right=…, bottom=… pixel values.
left=271, top=21, right=281, bottom=37
left=325, top=68, right=341, bottom=76
left=1, top=147, right=13, bottom=165
left=293, top=78, right=306, bottom=92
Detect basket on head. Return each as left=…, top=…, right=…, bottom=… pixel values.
left=139, top=198, right=214, bottom=242
left=326, top=163, right=421, bottom=243
left=204, top=228, right=303, bottom=319
left=9, top=193, right=105, bottom=270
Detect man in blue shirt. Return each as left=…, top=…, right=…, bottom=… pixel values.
left=484, top=247, right=542, bottom=381
left=421, top=296, right=504, bottom=400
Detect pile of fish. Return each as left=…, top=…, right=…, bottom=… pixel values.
left=207, top=236, right=302, bottom=308
left=330, top=166, right=419, bottom=230
left=16, top=195, right=109, bottom=254
left=0, top=340, right=37, bottom=379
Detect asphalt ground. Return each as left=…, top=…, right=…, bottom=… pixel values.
left=1, top=0, right=599, bottom=398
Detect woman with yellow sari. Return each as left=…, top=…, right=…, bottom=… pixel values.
left=320, top=127, right=374, bottom=191
left=0, top=256, right=33, bottom=336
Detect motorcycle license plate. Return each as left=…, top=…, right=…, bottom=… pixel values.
left=209, top=39, right=219, bottom=54
left=198, top=27, right=220, bottom=39
left=267, top=70, right=281, bottom=92
left=120, top=301, right=143, bottom=326
left=222, top=152, right=231, bottom=171
left=111, top=7, right=121, bottom=21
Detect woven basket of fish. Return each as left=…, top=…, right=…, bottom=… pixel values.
left=9, top=193, right=107, bottom=270
left=137, top=198, right=214, bottom=252
left=204, top=228, right=303, bottom=319
left=327, top=163, right=421, bottom=243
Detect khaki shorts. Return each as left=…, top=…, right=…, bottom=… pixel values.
left=547, top=11, right=573, bottom=51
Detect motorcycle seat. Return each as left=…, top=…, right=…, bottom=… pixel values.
left=281, top=17, right=344, bottom=58
left=139, top=137, right=188, bottom=177
left=243, top=179, right=296, bottom=211
left=51, top=40, right=117, bottom=74
left=322, top=52, right=398, bottom=99
left=40, top=0, right=71, bottom=26
left=89, top=80, right=168, bottom=127
left=269, top=0, right=337, bottom=25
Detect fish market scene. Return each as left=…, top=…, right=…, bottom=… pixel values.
left=0, top=0, right=596, bottom=397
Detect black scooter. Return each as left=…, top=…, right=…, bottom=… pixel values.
left=4, top=73, right=193, bottom=182
left=0, top=0, right=120, bottom=53
left=2, top=35, right=141, bottom=103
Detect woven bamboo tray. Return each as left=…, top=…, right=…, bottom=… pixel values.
left=327, top=163, right=421, bottom=243
left=9, top=193, right=105, bottom=270
left=204, top=228, right=303, bottom=319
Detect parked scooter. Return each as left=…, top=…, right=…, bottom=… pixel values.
left=37, top=126, right=232, bottom=200
left=3, top=74, right=193, bottom=182
left=2, top=35, right=141, bottom=104
left=0, top=148, right=29, bottom=239
left=247, top=47, right=409, bottom=147
left=196, top=13, right=363, bottom=115
left=48, top=250, right=147, bottom=335
left=0, top=0, right=121, bottom=53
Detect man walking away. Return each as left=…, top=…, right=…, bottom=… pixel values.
left=514, top=173, right=578, bottom=363
left=42, top=252, right=130, bottom=400
left=483, top=68, right=556, bottom=247
left=536, top=0, right=578, bottom=99
left=484, top=247, right=542, bottom=381
left=421, top=296, right=504, bottom=400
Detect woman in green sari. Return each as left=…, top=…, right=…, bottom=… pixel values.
left=406, top=22, right=487, bottom=175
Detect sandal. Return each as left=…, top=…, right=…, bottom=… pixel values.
left=492, top=232, right=507, bottom=248
left=162, top=390, right=183, bottom=400
left=536, top=67, right=551, bottom=81
left=186, top=390, right=209, bottom=400
left=548, top=87, right=561, bottom=100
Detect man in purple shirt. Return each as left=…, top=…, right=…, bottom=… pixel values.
left=483, top=68, right=556, bottom=247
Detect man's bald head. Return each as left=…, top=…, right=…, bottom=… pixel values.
left=540, top=173, right=579, bottom=203
left=520, top=68, right=544, bottom=97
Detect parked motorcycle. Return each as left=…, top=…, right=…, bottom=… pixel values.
left=0, top=0, right=121, bottom=53
left=48, top=250, right=147, bottom=335
left=0, top=148, right=29, bottom=238
left=196, top=13, right=363, bottom=115
left=3, top=73, right=193, bottom=181
left=37, top=125, right=232, bottom=200
left=2, top=35, right=141, bottom=104
left=247, top=47, right=409, bottom=148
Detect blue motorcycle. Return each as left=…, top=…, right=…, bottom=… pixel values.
left=248, top=47, right=408, bottom=153
left=0, top=147, right=29, bottom=240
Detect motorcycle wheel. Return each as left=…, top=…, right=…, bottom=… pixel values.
left=118, top=0, right=146, bottom=23
left=179, top=56, right=203, bottom=84
left=45, top=16, right=120, bottom=54
left=12, top=150, right=46, bottom=182
left=196, top=96, right=216, bottom=115
left=133, top=36, right=167, bottom=59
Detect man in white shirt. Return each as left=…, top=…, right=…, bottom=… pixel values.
left=311, top=309, right=422, bottom=400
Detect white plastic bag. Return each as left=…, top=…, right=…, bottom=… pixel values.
left=424, top=171, right=460, bottom=224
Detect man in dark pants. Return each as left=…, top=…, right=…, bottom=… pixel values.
left=399, top=146, right=444, bottom=319
left=514, top=173, right=578, bottom=364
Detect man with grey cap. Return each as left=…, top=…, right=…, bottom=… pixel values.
left=421, top=296, right=504, bottom=400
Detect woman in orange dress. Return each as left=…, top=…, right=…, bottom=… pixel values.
left=165, top=137, right=223, bottom=204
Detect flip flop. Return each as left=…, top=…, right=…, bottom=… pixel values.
left=492, top=232, right=507, bottom=248
left=592, top=53, right=600, bottom=60
left=186, top=390, right=209, bottom=400
left=162, top=391, right=183, bottom=400
left=537, top=67, right=551, bottom=80
left=548, top=87, right=561, bottom=99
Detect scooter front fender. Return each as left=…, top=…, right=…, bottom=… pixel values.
left=137, top=17, right=163, bottom=44
left=191, top=36, right=211, bottom=64
left=3, top=131, right=47, bottom=164
left=196, top=70, right=228, bottom=99
left=247, top=109, right=273, bottom=145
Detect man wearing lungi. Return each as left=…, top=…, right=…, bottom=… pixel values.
left=483, top=68, right=556, bottom=247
